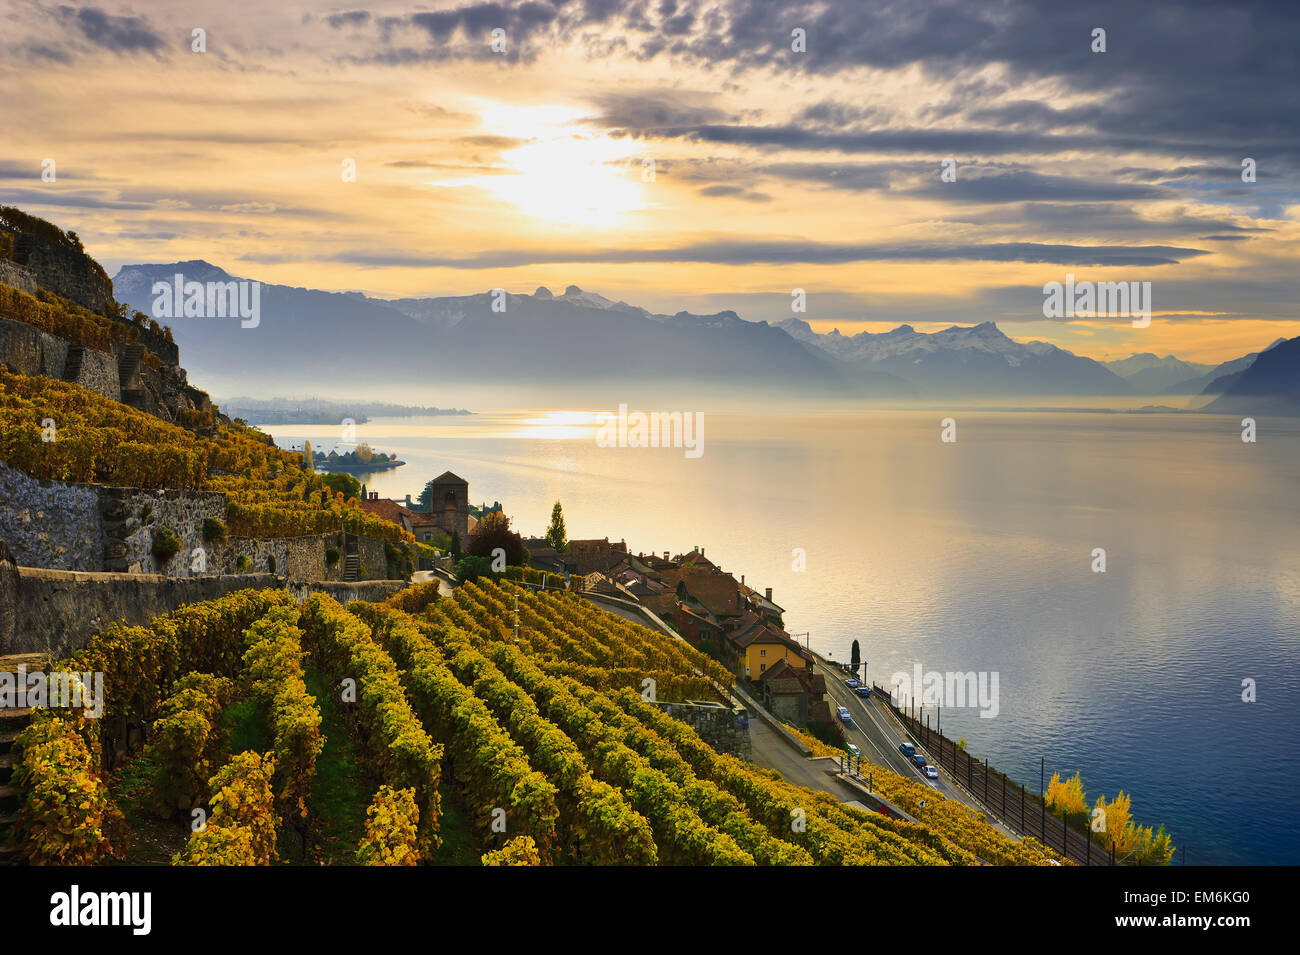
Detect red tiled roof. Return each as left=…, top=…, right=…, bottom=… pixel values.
left=356, top=497, right=415, bottom=532
left=678, top=574, right=742, bottom=618
left=640, top=594, right=678, bottom=617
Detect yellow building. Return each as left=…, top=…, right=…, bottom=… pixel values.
left=734, top=621, right=811, bottom=678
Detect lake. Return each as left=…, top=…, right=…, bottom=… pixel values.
left=267, top=409, right=1300, bottom=865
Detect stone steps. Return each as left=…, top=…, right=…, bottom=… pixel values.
left=61, top=344, right=85, bottom=382
left=117, top=342, right=143, bottom=384
left=343, top=553, right=360, bottom=581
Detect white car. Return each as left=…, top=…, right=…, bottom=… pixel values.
left=923, top=765, right=939, bottom=780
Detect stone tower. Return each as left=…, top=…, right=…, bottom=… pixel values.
left=429, top=471, right=469, bottom=541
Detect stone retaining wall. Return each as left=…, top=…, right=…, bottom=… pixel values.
left=290, top=579, right=407, bottom=605
left=0, top=260, right=37, bottom=296
left=0, top=317, right=70, bottom=382
left=0, top=462, right=393, bottom=583
left=0, top=464, right=102, bottom=571
left=654, top=701, right=752, bottom=760
left=0, top=560, right=280, bottom=658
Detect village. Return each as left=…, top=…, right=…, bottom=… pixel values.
left=354, top=472, right=835, bottom=737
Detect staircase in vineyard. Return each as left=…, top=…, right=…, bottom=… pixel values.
left=61, top=345, right=84, bottom=383
left=118, top=343, right=146, bottom=408
left=0, top=652, right=51, bottom=866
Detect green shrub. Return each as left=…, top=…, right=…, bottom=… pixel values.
left=267, top=555, right=276, bottom=573
left=202, top=517, right=227, bottom=543
left=325, top=547, right=340, bottom=566
left=145, top=673, right=236, bottom=813
left=454, top=554, right=494, bottom=586
left=385, top=541, right=415, bottom=579
left=236, top=554, right=251, bottom=572
left=152, top=527, right=181, bottom=563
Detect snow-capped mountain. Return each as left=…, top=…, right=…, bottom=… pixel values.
left=111, top=265, right=880, bottom=398
left=777, top=318, right=1132, bottom=395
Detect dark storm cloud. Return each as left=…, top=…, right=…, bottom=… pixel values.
left=317, top=239, right=1208, bottom=269
left=61, top=6, right=165, bottom=54
left=750, top=164, right=1172, bottom=202
left=971, top=203, right=1272, bottom=239
left=331, top=1, right=1297, bottom=170
left=589, top=90, right=730, bottom=132
left=325, top=11, right=372, bottom=29
left=906, top=171, right=1169, bottom=203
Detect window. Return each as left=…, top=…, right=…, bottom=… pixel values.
left=760, top=649, right=766, bottom=657
left=760, top=663, right=766, bottom=672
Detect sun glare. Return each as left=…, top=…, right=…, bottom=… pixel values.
left=445, top=102, right=646, bottom=229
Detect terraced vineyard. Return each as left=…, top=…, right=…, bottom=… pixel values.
left=0, top=368, right=410, bottom=541
left=10, top=580, right=1064, bottom=865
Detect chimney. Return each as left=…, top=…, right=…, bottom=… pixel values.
left=765, top=587, right=772, bottom=601
left=741, top=575, right=745, bottom=585
left=664, top=551, right=669, bottom=561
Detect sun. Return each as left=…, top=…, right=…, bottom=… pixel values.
left=449, top=103, right=648, bottom=229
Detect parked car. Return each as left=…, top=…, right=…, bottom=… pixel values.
left=924, top=765, right=939, bottom=780
left=845, top=743, right=861, bottom=758
left=838, top=706, right=852, bottom=724
left=898, top=742, right=916, bottom=758
left=912, top=753, right=927, bottom=768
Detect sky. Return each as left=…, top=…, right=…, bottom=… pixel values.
left=1, top=0, right=1297, bottom=364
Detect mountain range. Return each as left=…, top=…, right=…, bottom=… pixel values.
left=778, top=318, right=1132, bottom=396
left=112, top=262, right=1297, bottom=409
left=1102, top=353, right=1215, bottom=393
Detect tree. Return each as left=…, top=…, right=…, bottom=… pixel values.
left=449, top=529, right=461, bottom=561
left=302, top=439, right=314, bottom=471
left=468, top=511, right=525, bottom=567
left=545, top=501, right=568, bottom=553
left=1045, top=771, right=1088, bottom=816
left=356, top=443, right=372, bottom=463
left=850, top=639, right=861, bottom=675
left=320, top=472, right=361, bottom=500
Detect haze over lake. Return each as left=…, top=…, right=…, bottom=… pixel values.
left=269, top=409, right=1300, bottom=865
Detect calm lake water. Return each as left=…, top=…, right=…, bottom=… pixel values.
left=269, top=410, right=1300, bottom=865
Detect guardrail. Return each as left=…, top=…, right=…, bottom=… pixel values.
left=871, top=682, right=1122, bottom=866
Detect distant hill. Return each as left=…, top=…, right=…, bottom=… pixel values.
left=1200, top=337, right=1300, bottom=415
left=111, top=261, right=1294, bottom=405
left=113, top=264, right=892, bottom=400
left=217, top=396, right=471, bottom=425
left=1104, top=353, right=1214, bottom=393
left=777, top=318, right=1131, bottom=396
left=1160, top=339, right=1287, bottom=395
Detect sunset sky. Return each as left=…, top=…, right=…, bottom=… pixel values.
left=2, top=0, right=1297, bottom=363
